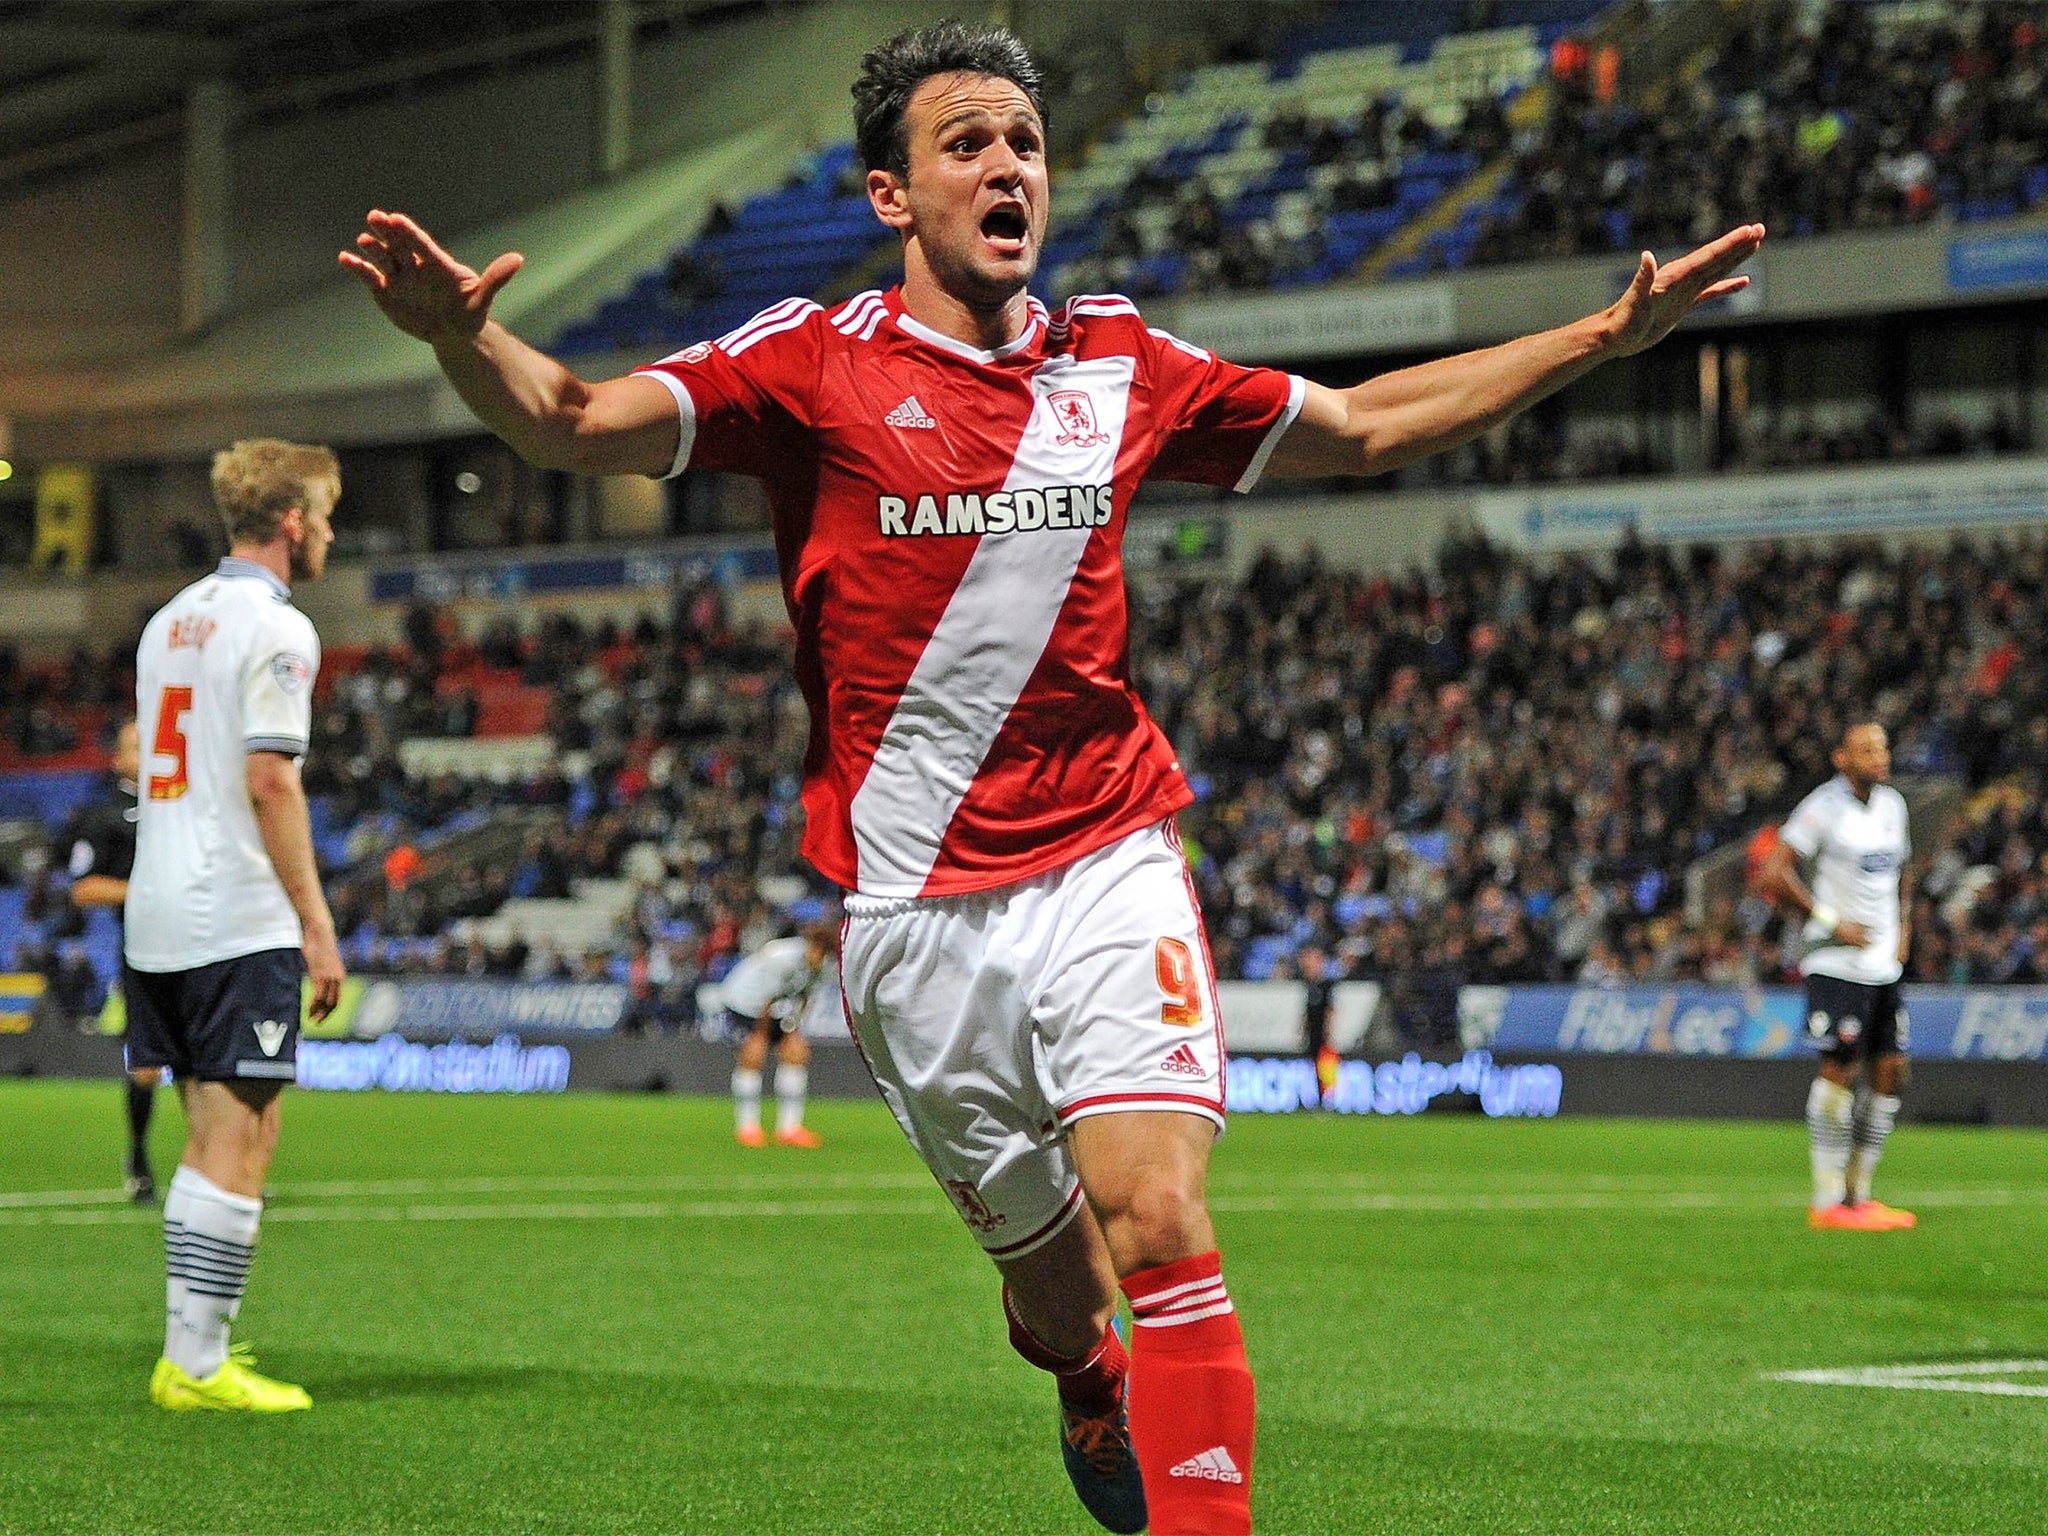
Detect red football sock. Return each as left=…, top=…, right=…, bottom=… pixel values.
left=1003, top=1284, right=1128, bottom=1414
left=1121, top=1250, right=1255, bottom=1536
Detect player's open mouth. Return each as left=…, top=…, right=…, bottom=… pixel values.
left=980, top=204, right=1029, bottom=256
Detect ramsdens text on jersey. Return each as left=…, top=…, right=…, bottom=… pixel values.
left=877, top=485, right=1114, bottom=538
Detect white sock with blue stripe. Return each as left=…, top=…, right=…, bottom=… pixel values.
left=164, top=1166, right=261, bottom=1378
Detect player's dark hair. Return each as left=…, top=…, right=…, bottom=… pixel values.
left=852, top=19, right=1046, bottom=180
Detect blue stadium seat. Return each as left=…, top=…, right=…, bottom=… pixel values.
left=0, top=771, right=102, bottom=830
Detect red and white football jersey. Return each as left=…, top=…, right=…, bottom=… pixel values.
left=635, top=287, right=1303, bottom=897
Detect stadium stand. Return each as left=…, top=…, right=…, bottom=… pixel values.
left=1457, top=0, right=2048, bottom=273
left=553, top=2, right=1605, bottom=352
left=551, top=0, right=2044, bottom=357
left=14, top=527, right=2048, bottom=1040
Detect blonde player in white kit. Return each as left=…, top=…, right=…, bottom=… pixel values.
left=1762, top=721, right=1917, bottom=1233
left=127, top=440, right=346, bottom=1412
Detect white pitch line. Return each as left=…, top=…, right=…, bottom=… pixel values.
left=0, top=1197, right=953, bottom=1228
left=273, top=1170, right=936, bottom=1198
left=0, top=1188, right=136, bottom=1209
left=1767, top=1361, right=2048, bottom=1398
left=5, top=1182, right=2045, bottom=1229
left=0, top=1170, right=933, bottom=1210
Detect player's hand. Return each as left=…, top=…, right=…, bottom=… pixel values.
left=1833, top=918, right=1874, bottom=949
left=1601, top=223, right=1765, bottom=357
left=304, top=928, right=346, bottom=1022
left=339, top=209, right=524, bottom=344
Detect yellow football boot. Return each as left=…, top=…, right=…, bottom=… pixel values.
left=150, top=1344, right=311, bottom=1412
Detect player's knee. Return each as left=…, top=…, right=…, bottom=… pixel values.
left=1104, top=1177, right=1212, bottom=1270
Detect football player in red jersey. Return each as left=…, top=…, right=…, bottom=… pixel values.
left=345, top=22, right=1760, bottom=1533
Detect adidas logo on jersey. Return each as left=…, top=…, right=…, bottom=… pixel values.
left=1160, top=1043, right=1205, bottom=1077
left=877, top=485, right=1114, bottom=538
left=884, top=395, right=937, bottom=429
left=1169, top=1447, right=1243, bottom=1484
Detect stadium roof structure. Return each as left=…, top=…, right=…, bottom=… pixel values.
left=1, top=114, right=800, bottom=460
left=0, top=0, right=775, bottom=190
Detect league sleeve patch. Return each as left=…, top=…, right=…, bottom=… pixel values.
left=270, top=652, right=312, bottom=694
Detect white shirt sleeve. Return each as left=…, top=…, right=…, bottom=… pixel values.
left=1779, top=785, right=1835, bottom=860
left=242, top=609, right=319, bottom=758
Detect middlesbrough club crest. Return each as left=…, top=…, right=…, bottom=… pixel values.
left=1048, top=389, right=1108, bottom=447
left=943, top=1178, right=1007, bottom=1233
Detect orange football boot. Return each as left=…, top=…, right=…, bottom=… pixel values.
left=775, top=1126, right=824, bottom=1149
left=1809, top=1202, right=1885, bottom=1230
left=1852, top=1200, right=1918, bottom=1229
left=736, top=1125, right=767, bottom=1148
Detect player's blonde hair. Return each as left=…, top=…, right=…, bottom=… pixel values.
left=210, top=439, right=340, bottom=545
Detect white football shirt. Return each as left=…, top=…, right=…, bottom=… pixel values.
left=124, top=558, right=321, bottom=973
left=720, top=937, right=824, bottom=1022
left=1779, top=775, right=1910, bottom=985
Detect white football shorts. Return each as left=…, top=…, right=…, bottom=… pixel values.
left=838, top=818, right=1226, bottom=1260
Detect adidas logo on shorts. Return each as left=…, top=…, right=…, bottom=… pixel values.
left=1160, top=1043, right=1205, bottom=1077
left=1169, top=1446, right=1243, bottom=1484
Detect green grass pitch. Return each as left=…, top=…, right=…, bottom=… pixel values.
left=1, top=1079, right=2044, bottom=1534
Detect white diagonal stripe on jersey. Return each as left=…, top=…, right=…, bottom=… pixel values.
left=848, top=355, right=1135, bottom=894
left=857, top=303, right=889, bottom=341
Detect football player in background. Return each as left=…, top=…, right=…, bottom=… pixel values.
left=59, top=717, right=157, bottom=1201
left=1762, top=721, right=1917, bottom=1232
left=127, top=440, right=346, bottom=1412
left=720, top=919, right=835, bottom=1148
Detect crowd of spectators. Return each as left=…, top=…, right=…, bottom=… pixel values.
left=300, top=587, right=816, bottom=1034
left=1472, top=0, right=2048, bottom=267
left=298, top=533, right=2048, bottom=1019
left=13, top=532, right=2048, bottom=1031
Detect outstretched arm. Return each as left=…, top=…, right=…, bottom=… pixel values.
left=1265, top=224, right=1765, bottom=479
left=340, top=210, right=679, bottom=477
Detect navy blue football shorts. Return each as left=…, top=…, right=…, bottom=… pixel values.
left=123, top=948, right=304, bottom=1084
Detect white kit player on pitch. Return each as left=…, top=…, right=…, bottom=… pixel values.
left=1762, top=721, right=1917, bottom=1232
left=345, top=21, right=1761, bottom=1531
left=127, top=439, right=346, bottom=1413
left=719, top=921, right=836, bottom=1148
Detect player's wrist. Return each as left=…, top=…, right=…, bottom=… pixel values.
left=1809, top=902, right=1839, bottom=937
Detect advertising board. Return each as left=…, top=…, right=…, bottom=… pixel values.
left=1225, top=1050, right=1562, bottom=1118
left=1461, top=985, right=2048, bottom=1062
left=297, top=1032, right=571, bottom=1094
